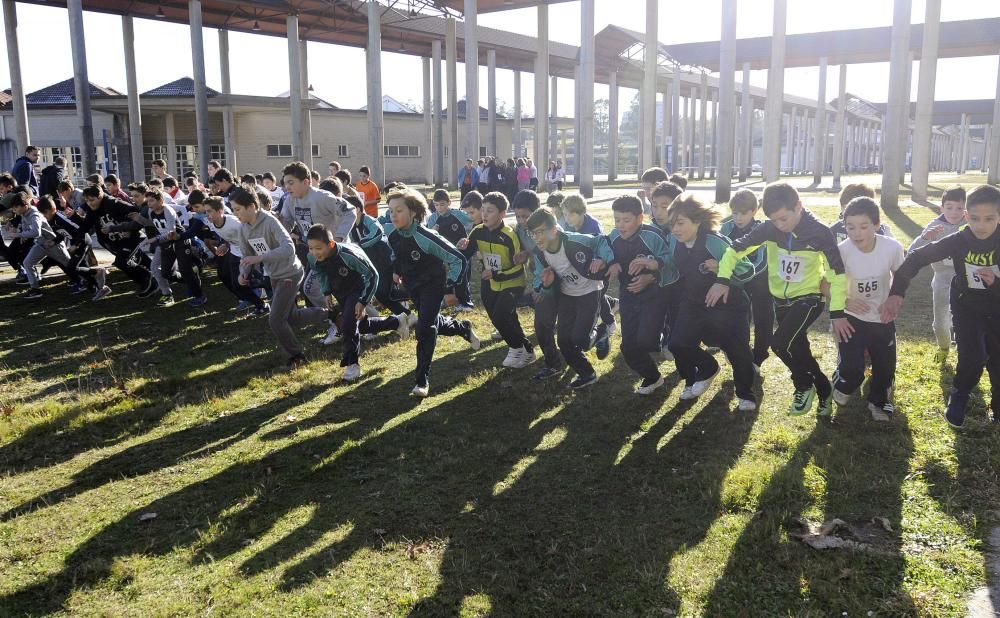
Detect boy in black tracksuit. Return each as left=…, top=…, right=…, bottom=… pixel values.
left=884, top=184, right=1000, bottom=428
left=429, top=189, right=474, bottom=310
left=351, top=207, right=411, bottom=316
left=78, top=185, right=154, bottom=295
left=720, top=189, right=773, bottom=367
left=667, top=194, right=758, bottom=408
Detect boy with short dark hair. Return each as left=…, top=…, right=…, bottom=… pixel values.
left=638, top=167, right=670, bottom=215
left=706, top=181, right=850, bottom=417
left=829, top=183, right=894, bottom=243
left=460, top=191, right=484, bottom=227
left=883, top=184, right=1000, bottom=428
left=428, top=188, right=474, bottom=310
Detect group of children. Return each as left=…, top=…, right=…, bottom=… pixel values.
left=3, top=158, right=998, bottom=425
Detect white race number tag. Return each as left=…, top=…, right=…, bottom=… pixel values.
left=483, top=252, right=502, bottom=271
left=966, top=263, right=999, bottom=290
left=249, top=237, right=269, bottom=256
left=854, top=276, right=881, bottom=298
left=778, top=252, right=805, bottom=283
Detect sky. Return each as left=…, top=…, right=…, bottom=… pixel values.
left=2, top=0, right=999, bottom=122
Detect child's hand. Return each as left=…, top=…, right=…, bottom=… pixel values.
left=481, top=269, right=493, bottom=280
left=456, top=238, right=469, bottom=250
left=977, top=267, right=996, bottom=287
left=541, top=267, right=555, bottom=287
left=607, top=263, right=622, bottom=279
left=831, top=318, right=855, bottom=343
left=923, top=222, right=945, bottom=241
left=443, top=293, right=458, bottom=307
left=514, top=251, right=530, bottom=265
left=101, top=225, right=112, bottom=235
left=393, top=273, right=402, bottom=285
left=589, top=258, right=605, bottom=274
left=626, top=273, right=655, bottom=294
left=880, top=295, right=904, bottom=323
left=127, top=212, right=141, bottom=221
left=214, top=243, right=229, bottom=256
left=628, top=257, right=657, bottom=276
left=355, top=302, right=367, bottom=320
left=701, top=259, right=719, bottom=274
left=705, top=282, right=730, bottom=307
left=238, top=274, right=249, bottom=286
left=819, top=278, right=831, bottom=300
left=240, top=255, right=263, bottom=268
left=846, top=298, right=871, bottom=315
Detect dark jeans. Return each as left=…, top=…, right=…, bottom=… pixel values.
left=834, top=315, right=896, bottom=406
left=411, top=281, right=471, bottom=387
left=217, top=252, right=264, bottom=307
left=746, top=274, right=774, bottom=366
left=772, top=296, right=830, bottom=397
left=335, top=290, right=401, bottom=367
left=111, top=243, right=152, bottom=289
left=670, top=300, right=756, bottom=400
left=947, top=296, right=1000, bottom=423
left=534, top=289, right=599, bottom=376
left=620, top=288, right=670, bottom=382
left=482, top=284, right=532, bottom=351
left=660, top=283, right=681, bottom=347
left=160, top=240, right=203, bottom=299
left=366, top=242, right=410, bottom=314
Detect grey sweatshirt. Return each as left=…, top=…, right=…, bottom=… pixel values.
left=239, top=210, right=303, bottom=281
left=909, top=214, right=964, bottom=274
left=14, top=206, right=57, bottom=246
left=281, top=186, right=356, bottom=241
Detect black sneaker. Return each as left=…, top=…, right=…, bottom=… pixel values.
left=15, top=272, right=29, bottom=285
left=533, top=366, right=562, bottom=381
left=944, top=392, right=968, bottom=429
left=569, top=373, right=598, bottom=389
left=137, top=279, right=159, bottom=298
left=24, top=288, right=43, bottom=300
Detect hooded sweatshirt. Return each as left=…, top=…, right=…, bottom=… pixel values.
left=238, top=209, right=302, bottom=281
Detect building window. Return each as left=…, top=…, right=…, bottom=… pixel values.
left=312, top=144, right=321, bottom=158
left=175, top=145, right=198, bottom=177
left=210, top=144, right=226, bottom=169
left=384, top=145, right=420, bottom=158
left=479, top=146, right=488, bottom=157
left=266, top=144, right=293, bottom=158
left=337, top=144, right=349, bottom=158
left=143, top=145, right=168, bottom=179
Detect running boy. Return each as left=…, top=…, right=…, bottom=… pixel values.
left=909, top=185, right=967, bottom=358
left=882, top=184, right=1000, bottom=428
left=829, top=183, right=894, bottom=243
left=706, top=181, right=851, bottom=417
left=386, top=187, right=480, bottom=397
left=427, top=188, right=474, bottom=310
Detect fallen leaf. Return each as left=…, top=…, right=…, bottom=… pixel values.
left=284, top=415, right=297, bottom=423
left=138, top=512, right=158, bottom=522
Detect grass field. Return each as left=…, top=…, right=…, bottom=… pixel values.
left=0, top=199, right=997, bottom=616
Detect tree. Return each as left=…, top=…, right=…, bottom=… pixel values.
left=594, top=98, right=610, bottom=149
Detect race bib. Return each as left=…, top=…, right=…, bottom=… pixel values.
left=561, top=271, right=581, bottom=285
left=965, top=262, right=999, bottom=290
left=854, top=276, right=881, bottom=298
left=483, top=252, right=502, bottom=271
left=777, top=252, right=805, bottom=283
left=249, top=237, right=269, bottom=255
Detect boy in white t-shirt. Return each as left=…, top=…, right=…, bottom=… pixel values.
left=832, top=197, right=905, bottom=421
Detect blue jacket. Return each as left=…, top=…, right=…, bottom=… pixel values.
left=608, top=225, right=677, bottom=295
left=531, top=230, right=614, bottom=294
left=388, top=221, right=468, bottom=289
left=12, top=156, right=38, bottom=195
left=720, top=219, right=767, bottom=280
left=308, top=242, right=380, bottom=303
left=458, top=166, right=479, bottom=188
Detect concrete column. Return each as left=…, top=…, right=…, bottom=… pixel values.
left=698, top=72, right=708, bottom=179
left=513, top=70, right=522, bottom=159
left=812, top=57, right=828, bottom=186
left=832, top=64, right=848, bottom=188
left=710, top=92, right=719, bottom=179
left=899, top=51, right=914, bottom=183
left=572, top=64, right=580, bottom=180
left=432, top=40, right=444, bottom=186
left=786, top=107, right=795, bottom=174
left=763, top=0, right=787, bottom=181
left=166, top=112, right=177, bottom=175
left=608, top=71, right=618, bottom=181
left=447, top=17, right=459, bottom=183
left=880, top=0, right=911, bottom=209
left=68, top=0, right=97, bottom=174
left=716, top=0, right=736, bottom=201
left=300, top=40, right=313, bottom=169
left=122, top=15, right=145, bottom=181
left=487, top=49, right=497, bottom=157
left=911, top=0, right=941, bottom=199
left=687, top=95, right=696, bottom=172
left=286, top=14, right=304, bottom=161
left=578, top=0, right=595, bottom=196
left=423, top=57, right=433, bottom=184
left=671, top=67, right=681, bottom=174
left=990, top=54, right=1000, bottom=183
left=188, top=1, right=210, bottom=178
left=560, top=129, right=568, bottom=168
left=959, top=113, right=969, bottom=174
left=534, top=5, right=549, bottom=171
left=640, top=0, right=657, bottom=173
left=550, top=75, right=559, bottom=163
left=2, top=0, right=30, bottom=152
left=738, top=64, right=751, bottom=181
left=660, top=79, right=670, bottom=172
left=463, top=0, right=479, bottom=161
left=219, top=29, right=237, bottom=171
left=982, top=125, right=991, bottom=173
left=366, top=2, right=385, bottom=183
left=863, top=121, right=872, bottom=170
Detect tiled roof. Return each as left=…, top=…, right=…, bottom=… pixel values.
left=142, top=77, right=219, bottom=97
left=442, top=99, right=496, bottom=120
left=13, top=79, right=123, bottom=105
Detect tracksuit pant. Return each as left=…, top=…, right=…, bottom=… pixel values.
left=331, top=290, right=402, bottom=367
left=670, top=299, right=756, bottom=401
left=411, top=280, right=473, bottom=388
left=946, top=296, right=1000, bottom=424
left=110, top=242, right=152, bottom=289
left=746, top=274, right=774, bottom=366
left=217, top=252, right=265, bottom=308
left=772, top=295, right=831, bottom=397
left=834, top=315, right=896, bottom=406
left=534, top=289, right=600, bottom=377
left=160, top=240, right=203, bottom=299
left=269, top=275, right=328, bottom=361
left=931, top=269, right=954, bottom=350
left=482, top=285, right=532, bottom=351
left=24, top=242, right=73, bottom=288
left=367, top=243, right=410, bottom=315
left=620, top=288, right=670, bottom=382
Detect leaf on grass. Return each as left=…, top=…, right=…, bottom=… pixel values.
left=138, top=512, right=158, bottom=522
left=284, top=415, right=297, bottom=423
left=0, top=404, right=14, bottom=418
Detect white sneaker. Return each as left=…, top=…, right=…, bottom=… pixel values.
left=636, top=376, right=664, bottom=395
left=365, top=304, right=379, bottom=317
left=514, top=348, right=537, bottom=368
left=660, top=345, right=674, bottom=361
left=411, top=384, right=429, bottom=397
left=502, top=347, right=522, bottom=368
left=463, top=321, right=481, bottom=350
left=833, top=389, right=851, bottom=406
left=394, top=313, right=410, bottom=339
left=679, top=385, right=697, bottom=400
left=407, top=312, right=418, bottom=328
left=689, top=369, right=718, bottom=397
left=342, top=364, right=362, bottom=382
left=490, top=330, right=503, bottom=342
left=321, top=322, right=342, bottom=345
left=363, top=333, right=376, bottom=341
left=737, top=398, right=758, bottom=411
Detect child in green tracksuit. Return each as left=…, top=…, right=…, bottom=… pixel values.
left=706, top=182, right=851, bottom=417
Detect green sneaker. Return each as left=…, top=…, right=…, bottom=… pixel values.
left=789, top=387, right=816, bottom=416
left=816, top=394, right=833, bottom=417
